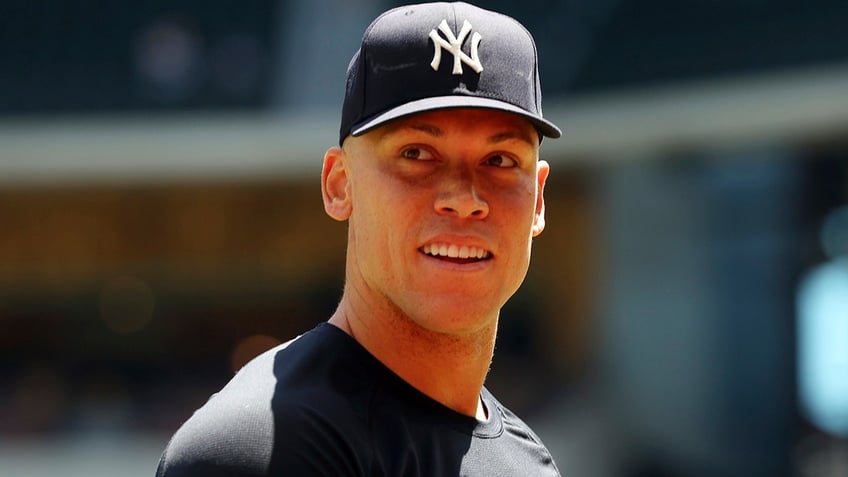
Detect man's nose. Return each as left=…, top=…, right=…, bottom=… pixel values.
left=433, top=166, right=489, bottom=219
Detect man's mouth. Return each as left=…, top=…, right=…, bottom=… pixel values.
left=419, top=243, right=492, bottom=264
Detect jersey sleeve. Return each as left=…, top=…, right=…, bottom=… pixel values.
left=154, top=392, right=275, bottom=477
left=155, top=328, right=374, bottom=476
left=155, top=392, right=368, bottom=477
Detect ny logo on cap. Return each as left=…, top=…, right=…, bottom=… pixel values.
left=429, top=19, right=483, bottom=75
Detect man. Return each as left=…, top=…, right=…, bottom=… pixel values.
left=156, top=2, right=562, bottom=475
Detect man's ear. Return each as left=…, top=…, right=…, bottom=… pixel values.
left=532, top=160, right=550, bottom=237
left=321, top=146, right=352, bottom=221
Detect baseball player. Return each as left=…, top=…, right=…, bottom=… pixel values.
left=156, top=2, right=562, bottom=475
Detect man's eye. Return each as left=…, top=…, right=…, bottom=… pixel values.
left=486, top=154, right=517, bottom=168
left=401, top=147, right=433, bottom=160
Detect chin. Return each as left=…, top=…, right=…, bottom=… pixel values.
left=407, top=306, right=499, bottom=337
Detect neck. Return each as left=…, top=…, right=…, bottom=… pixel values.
left=328, top=296, right=497, bottom=419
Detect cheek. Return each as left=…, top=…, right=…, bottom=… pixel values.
left=496, top=181, right=538, bottom=224
left=350, top=179, right=414, bottom=251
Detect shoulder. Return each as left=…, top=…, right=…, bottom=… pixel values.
left=157, top=325, right=378, bottom=477
left=156, top=343, right=279, bottom=476
left=474, top=388, right=562, bottom=476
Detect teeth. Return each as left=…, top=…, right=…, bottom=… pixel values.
left=424, top=243, right=489, bottom=259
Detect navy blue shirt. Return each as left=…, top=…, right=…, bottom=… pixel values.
left=156, top=323, right=561, bottom=476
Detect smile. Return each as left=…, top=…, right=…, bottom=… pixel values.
left=420, top=243, right=491, bottom=261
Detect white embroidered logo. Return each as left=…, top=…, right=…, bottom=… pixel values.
left=429, top=19, right=483, bottom=75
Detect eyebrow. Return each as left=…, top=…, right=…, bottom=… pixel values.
left=487, top=130, right=537, bottom=148
left=380, top=121, right=537, bottom=148
left=379, top=121, right=444, bottom=140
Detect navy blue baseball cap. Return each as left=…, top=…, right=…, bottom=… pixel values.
left=339, top=1, right=562, bottom=145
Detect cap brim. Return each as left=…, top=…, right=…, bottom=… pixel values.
left=350, top=96, right=562, bottom=139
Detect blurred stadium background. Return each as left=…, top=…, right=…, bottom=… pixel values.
left=2, top=0, right=848, bottom=475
